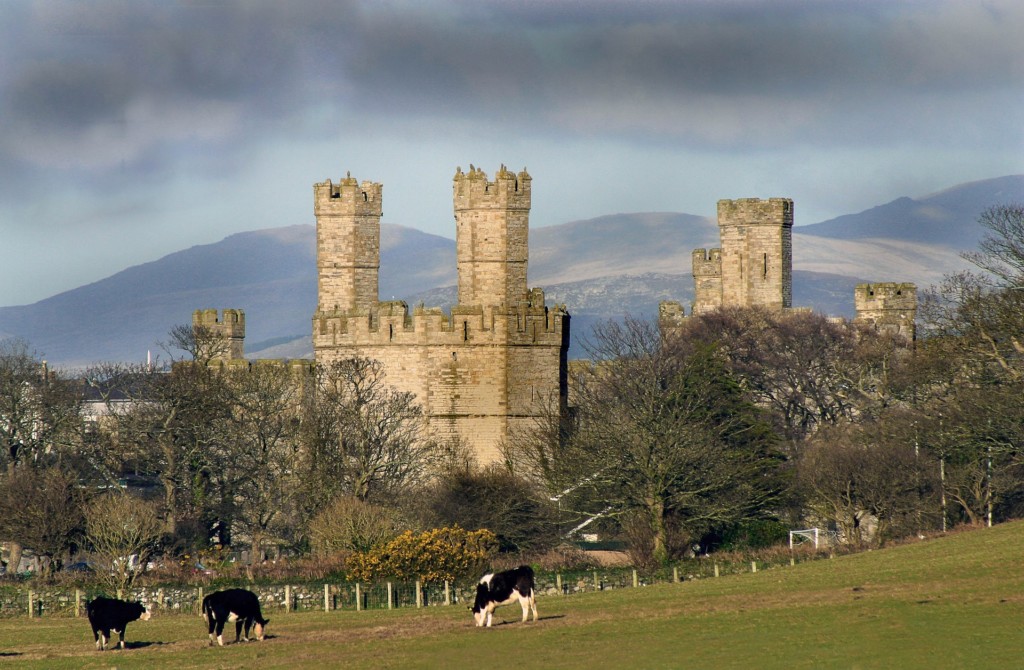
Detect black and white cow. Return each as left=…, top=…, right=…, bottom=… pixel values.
left=85, top=596, right=151, bottom=651
left=472, top=565, right=538, bottom=627
left=202, top=588, right=269, bottom=646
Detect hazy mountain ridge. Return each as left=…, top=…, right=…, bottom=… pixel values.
left=1, top=175, right=1020, bottom=367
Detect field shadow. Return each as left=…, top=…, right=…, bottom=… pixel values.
left=0, top=652, right=22, bottom=657
left=123, top=641, right=169, bottom=649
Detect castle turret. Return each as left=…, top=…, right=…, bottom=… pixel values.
left=313, top=173, right=383, bottom=313
left=717, top=198, right=793, bottom=311
left=192, top=308, right=245, bottom=361
left=854, top=282, right=917, bottom=340
left=453, top=164, right=531, bottom=308
left=691, top=248, right=723, bottom=315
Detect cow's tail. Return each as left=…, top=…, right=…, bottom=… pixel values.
left=200, top=595, right=210, bottom=622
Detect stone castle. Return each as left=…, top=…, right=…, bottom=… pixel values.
left=309, top=165, right=568, bottom=464
left=195, top=183, right=915, bottom=466
left=659, top=197, right=917, bottom=339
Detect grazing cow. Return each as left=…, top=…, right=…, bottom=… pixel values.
left=86, top=596, right=151, bottom=651
left=472, top=565, right=538, bottom=627
left=202, top=588, right=269, bottom=646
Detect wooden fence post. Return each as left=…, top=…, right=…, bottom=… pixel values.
left=324, top=584, right=330, bottom=612
left=197, top=587, right=204, bottom=615
left=355, top=583, right=362, bottom=612
left=556, top=574, right=562, bottom=594
left=285, top=585, right=292, bottom=613
left=673, top=567, right=679, bottom=583
left=75, top=589, right=82, bottom=618
left=593, top=571, right=599, bottom=590
left=444, top=580, right=451, bottom=606
left=632, top=569, right=639, bottom=588
left=386, top=582, right=393, bottom=610
left=415, top=580, right=422, bottom=608
left=27, top=590, right=33, bottom=618
left=751, top=561, right=757, bottom=574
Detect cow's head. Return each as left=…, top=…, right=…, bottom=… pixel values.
left=254, top=617, right=269, bottom=641
left=471, top=583, right=489, bottom=627
left=134, top=601, right=152, bottom=621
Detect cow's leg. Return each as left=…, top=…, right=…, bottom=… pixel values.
left=519, top=594, right=530, bottom=623
left=99, top=629, right=110, bottom=651
left=207, top=612, right=217, bottom=646
left=93, top=628, right=101, bottom=651
left=115, top=627, right=125, bottom=649
left=236, top=618, right=245, bottom=643
left=486, top=606, right=494, bottom=627
left=215, top=619, right=227, bottom=646
left=529, top=590, right=538, bottom=622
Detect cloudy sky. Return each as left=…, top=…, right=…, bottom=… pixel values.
left=2, top=0, right=1022, bottom=306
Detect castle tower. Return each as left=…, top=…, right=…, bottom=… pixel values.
left=854, top=282, right=917, bottom=340
left=192, top=308, right=245, bottom=361
left=453, top=165, right=531, bottom=307
left=691, top=248, right=724, bottom=314
left=717, top=198, right=793, bottom=311
left=313, top=173, right=383, bottom=313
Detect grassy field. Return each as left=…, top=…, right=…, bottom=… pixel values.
left=1, top=521, right=1022, bottom=669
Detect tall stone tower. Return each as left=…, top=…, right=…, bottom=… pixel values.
left=313, top=173, right=383, bottom=313
left=854, top=282, right=917, bottom=339
left=312, top=166, right=568, bottom=465
left=192, top=308, right=245, bottom=361
left=453, top=165, right=531, bottom=307
left=717, top=198, right=793, bottom=311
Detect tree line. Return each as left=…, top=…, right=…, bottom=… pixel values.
left=1, top=204, right=1022, bottom=577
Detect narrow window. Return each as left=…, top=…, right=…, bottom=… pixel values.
left=763, top=253, right=768, bottom=278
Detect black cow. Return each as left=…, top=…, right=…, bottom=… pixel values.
left=472, top=565, right=538, bottom=627
left=85, top=596, right=151, bottom=651
left=202, top=588, right=269, bottom=646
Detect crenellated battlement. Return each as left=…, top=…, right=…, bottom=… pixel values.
left=313, top=290, right=567, bottom=348
left=854, top=282, right=918, bottom=311
left=717, top=197, right=794, bottom=227
left=192, top=308, right=245, bottom=360
left=692, top=248, right=722, bottom=277
left=453, top=164, right=531, bottom=211
left=313, top=173, right=383, bottom=218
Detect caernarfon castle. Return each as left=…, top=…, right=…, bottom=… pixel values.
left=658, top=197, right=917, bottom=338
left=308, top=165, right=569, bottom=463
left=194, top=172, right=915, bottom=466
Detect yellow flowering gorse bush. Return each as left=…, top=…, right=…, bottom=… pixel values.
left=346, top=525, right=497, bottom=583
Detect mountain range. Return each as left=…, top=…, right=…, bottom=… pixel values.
left=1, top=175, right=1021, bottom=367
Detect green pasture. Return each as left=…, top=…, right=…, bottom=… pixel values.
left=1, top=522, right=1022, bottom=669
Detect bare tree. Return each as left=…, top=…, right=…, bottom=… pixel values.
left=300, top=358, right=435, bottom=507
left=0, top=467, right=87, bottom=576
left=85, top=493, right=163, bottom=592
left=307, top=495, right=404, bottom=555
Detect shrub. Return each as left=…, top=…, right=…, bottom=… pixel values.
left=307, top=496, right=404, bottom=555
left=346, top=525, right=497, bottom=583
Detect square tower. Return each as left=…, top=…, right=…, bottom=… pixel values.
left=453, top=165, right=531, bottom=308
left=313, top=173, right=383, bottom=313
left=717, top=198, right=793, bottom=311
